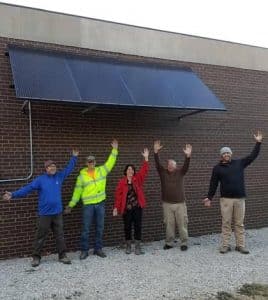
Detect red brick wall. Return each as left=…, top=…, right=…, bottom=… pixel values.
left=0, top=37, right=268, bottom=259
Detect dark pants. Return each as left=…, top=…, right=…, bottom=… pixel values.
left=32, top=213, right=67, bottom=259
left=80, top=202, right=105, bottom=252
left=123, top=207, right=143, bottom=241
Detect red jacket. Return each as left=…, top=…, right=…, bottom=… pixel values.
left=114, top=161, right=149, bottom=214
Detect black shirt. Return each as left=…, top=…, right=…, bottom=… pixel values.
left=207, top=142, right=261, bottom=200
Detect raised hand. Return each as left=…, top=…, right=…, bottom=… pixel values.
left=183, top=144, right=192, bottom=157
left=3, top=191, right=12, bottom=201
left=254, top=131, right=263, bottom=143
left=154, top=140, right=163, bottom=153
left=111, top=139, right=118, bottom=149
left=141, top=148, right=149, bottom=161
left=72, top=149, right=79, bottom=156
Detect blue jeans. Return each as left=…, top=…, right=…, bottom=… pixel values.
left=80, top=201, right=105, bottom=252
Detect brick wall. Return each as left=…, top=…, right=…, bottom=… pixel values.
left=0, top=37, right=268, bottom=259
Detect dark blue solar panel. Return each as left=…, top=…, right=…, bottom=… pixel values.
left=8, top=46, right=225, bottom=111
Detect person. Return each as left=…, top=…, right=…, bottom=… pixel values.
left=64, top=139, right=118, bottom=260
left=2, top=149, right=79, bottom=267
left=154, top=140, right=192, bottom=251
left=203, top=131, right=263, bottom=254
left=113, top=148, right=149, bottom=255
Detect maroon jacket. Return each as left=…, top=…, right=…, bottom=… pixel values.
left=114, top=161, right=149, bottom=214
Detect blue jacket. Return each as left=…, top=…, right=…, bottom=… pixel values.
left=12, top=156, right=77, bottom=215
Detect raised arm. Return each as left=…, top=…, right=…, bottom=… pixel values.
left=241, top=131, right=263, bottom=167
left=154, top=140, right=164, bottom=172
left=135, top=148, right=149, bottom=184
left=101, top=139, right=119, bottom=175
left=181, top=144, right=192, bottom=175
left=58, top=149, right=79, bottom=180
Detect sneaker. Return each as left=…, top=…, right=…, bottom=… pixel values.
left=219, top=246, right=231, bottom=254
left=180, top=245, right=188, bottom=251
left=163, top=244, right=173, bottom=250
left=79, top=251, right=89, bottom=260
left=59, top=255, right=71, bottom=264
left=235, top=246, right=250, bottom=254
left=93, top=249, right=107, bottom=258
left=31, top=256, right=40, bottom=267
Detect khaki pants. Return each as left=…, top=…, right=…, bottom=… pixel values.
left=163, top=202, right=188, bottom=246
left=220, top=197, right=245, bottom=248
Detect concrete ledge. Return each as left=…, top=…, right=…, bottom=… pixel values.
left=1, top=2, right=268, bottom=71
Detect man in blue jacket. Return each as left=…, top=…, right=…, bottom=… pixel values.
left=3, top=149, right=79, bottom=267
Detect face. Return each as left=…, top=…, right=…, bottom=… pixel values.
left=167, top=160, right=176, bottom=172
left=46, top=164, right=57, bottom=175
left=126, top=166, right=135, bottom=177
left=87, top=160, right=96, bottom=170
left=221, top=152, right=232, bottom=163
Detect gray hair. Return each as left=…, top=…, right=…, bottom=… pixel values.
left=168, top=159, right=177, bottom=167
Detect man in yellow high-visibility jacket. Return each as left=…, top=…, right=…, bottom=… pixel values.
left=65, top=139, right=118, bottom=259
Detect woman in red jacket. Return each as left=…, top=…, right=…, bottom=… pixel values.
left=113, top=148, right=149, bottom=255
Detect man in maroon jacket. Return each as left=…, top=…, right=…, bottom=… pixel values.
left=154, top=140, right=192, bottom=251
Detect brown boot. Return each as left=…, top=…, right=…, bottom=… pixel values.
left=126, top=240, right=131, bottom=254
left=135, top=240, right=144, bottom=255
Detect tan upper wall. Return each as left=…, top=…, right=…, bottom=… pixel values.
left=1, top=2, right=268, bottom=71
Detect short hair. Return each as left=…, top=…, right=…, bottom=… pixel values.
left=123, top=164, right=136, bottom=176
left=168, top=159, right=177, bottom=167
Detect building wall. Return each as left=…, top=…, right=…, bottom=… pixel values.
left=0, top=37, right=268, bottom=259
left=1, top=3, right=268, bottom=72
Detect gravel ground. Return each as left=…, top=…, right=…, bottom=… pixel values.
left=0, top=227, right=267, bottom=300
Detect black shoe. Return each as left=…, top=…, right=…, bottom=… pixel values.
left=93, top=249, right=107, bottom=258
left=31, top=256, right=40, bottom=267
left=235, top=246, right=250, bottom=254
left=163, top=244, right=173, bottom=250
left=79, top=251, right=89, bottom=260
left=59, top=255, right=71, bottom=264
left=180, top=245, right=188, bottom=251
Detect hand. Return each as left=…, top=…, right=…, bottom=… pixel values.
left=154, top=140, right=163, bottom=153
left=111, top=139, right=118, bottom=149
left=113, top=208, right=118, bottom=217
left=3, top=191, right=12, bottom=201
left=141, top=148, right=149, bottom=161
left=203, top=198, right=211, bottom=207
left=72, top=149, right=79, bottom=156
left=254, top=131, right=263, bottom=143
left=64, top=206, right=72, bottom=215
left=183, top=144, right=192, bottom=157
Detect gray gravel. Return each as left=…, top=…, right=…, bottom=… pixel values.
left=0, top=228, right=267, bottom=300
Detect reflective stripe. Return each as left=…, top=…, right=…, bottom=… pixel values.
left=111, top=153, right=117, bottom=158
left=82, top=175, right=106, bottom=188
left=71, top=198, right=80, bottom=202
left=103, top=164, right=109, bottom=174
left=82, top=192, right=106, bottom=201
left=75, top=184, right=83, bottom=188
left=78, top=175, right=85, bottom=186
left=99, top=167, right=103, bottom=177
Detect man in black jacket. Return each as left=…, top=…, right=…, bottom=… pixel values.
left=203, top=131, right=263, bottom=254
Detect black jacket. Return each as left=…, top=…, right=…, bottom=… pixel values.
left=207, top=142, right=261, bottom=200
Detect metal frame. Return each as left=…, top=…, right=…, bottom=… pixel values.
left=0, top=100, right=33, bottom=183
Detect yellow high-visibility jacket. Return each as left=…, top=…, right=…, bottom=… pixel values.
left=68, top=148, right=118, bottom=207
